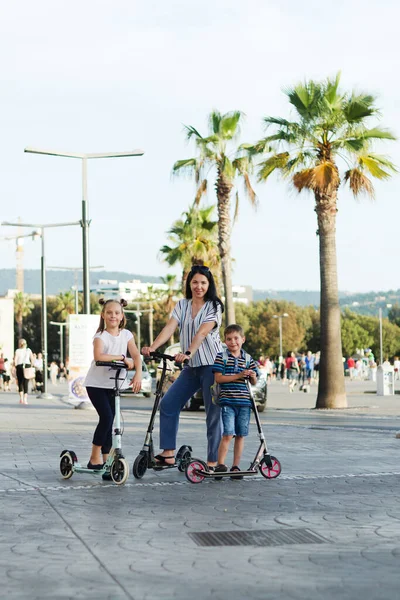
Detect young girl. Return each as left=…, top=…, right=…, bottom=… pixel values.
left=84, top=298, right=142, bottom=472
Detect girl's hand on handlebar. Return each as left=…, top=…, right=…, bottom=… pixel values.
left=130, top=376, right=142, bottom=394
left=124, top=357, right=134, bottom=369
left=141, top=346, right=152, bottom=357
left=174, top=353, right=188, bottom=364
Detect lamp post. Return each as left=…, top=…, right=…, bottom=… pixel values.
left=379, top=304, right=393, bottom=365
left=1, top=220, right=80, bottom=399
left=24, top=147, right=145, bottom=314
left=272, top=313, right=289, bottom=359
left=50, top=321, right=68, bottom=363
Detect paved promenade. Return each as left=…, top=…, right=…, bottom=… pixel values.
left=1, top=380, right=400, bottom=599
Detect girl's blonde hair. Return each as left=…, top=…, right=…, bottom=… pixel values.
left=18, top=338, right=27, bottom=348
left=96, top=298, right=128, bottom=333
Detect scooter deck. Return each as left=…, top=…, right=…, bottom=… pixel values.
left=73, top=464, right=107, bottom=475
left=152, top=463, right=178, bottom=471
left=197, top=469, right=258, bottom=478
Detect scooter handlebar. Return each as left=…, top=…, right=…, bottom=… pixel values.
left=148, top=352, right=189, bottom=366
left=95, top=360, right=127, bottom=369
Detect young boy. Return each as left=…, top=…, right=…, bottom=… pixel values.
left=212, top=324, right=259, bottom=479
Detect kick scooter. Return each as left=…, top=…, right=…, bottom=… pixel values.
left=132, top=351, right=192, bottom=479
left=59, top=360, right=129, bottom=485
left=185, top=379, right=281, bottom=483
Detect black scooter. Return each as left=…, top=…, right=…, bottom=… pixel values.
left=132, top=351, right=192, bottom=479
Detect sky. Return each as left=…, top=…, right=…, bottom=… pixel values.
left=1, top=0, right=400, bottom=293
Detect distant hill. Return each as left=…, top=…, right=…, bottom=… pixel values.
left=253, top=288, right=400, bottom=316
left=0, top=269, right=162, bottom=296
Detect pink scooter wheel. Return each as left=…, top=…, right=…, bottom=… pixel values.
left=259, top=456, right=282, bottom=479
left=185, top=459, right=208, bottom=484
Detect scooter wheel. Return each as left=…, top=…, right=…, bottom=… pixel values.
left=111, top=457, right=129, bottom=485
left=177, top=446, right=192, bottom=472
left=259, top=456, right=281, bottom=479
left=185, top=459, right=207, bottom=484
left=132, top=454, right=148, bottom=479
left=60, top=451, right=74, bottom=479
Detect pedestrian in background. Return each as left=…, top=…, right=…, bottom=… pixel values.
left=14, top=339, right=34, bottom=404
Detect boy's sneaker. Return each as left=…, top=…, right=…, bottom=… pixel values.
left=214, top=464, right=228, bottom=481
left=230, top=465, right=243, bottom=480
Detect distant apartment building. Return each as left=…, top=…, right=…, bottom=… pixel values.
left=91, top=279, right=253, bottom=305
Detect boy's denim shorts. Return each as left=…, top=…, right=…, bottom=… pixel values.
left=221, top=404, right=251, bottom=437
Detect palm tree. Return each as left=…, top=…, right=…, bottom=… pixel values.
left=173, top=110, right=257, bottom=325
left=53, top=291, right=76, bottom=361
left=160, top=204, right=220, bottom=293
left=14, top=292, right=34, bottom=340
left=245, top=73, right=396, bottom=408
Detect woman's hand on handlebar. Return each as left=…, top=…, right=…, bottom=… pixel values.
left=130, top=376, right=142, bottom=394
left=124, top=357, right=134, bottom=369
left=174, top=353, right=189, bottom=364
left=141, top=346, right=154, bottom=357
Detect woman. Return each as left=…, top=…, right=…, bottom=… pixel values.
left=142, top=264, right=224, bottom=468
left=285, top=350, right=299, bottom=393
left=14, top=338, right=34, bottom=404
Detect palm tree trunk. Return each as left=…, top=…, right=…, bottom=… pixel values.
left=216, top=172, right=235, bottom=326
left=315, top=190, right=347, bottom=408
left=17, top=317, right=23, bottom=340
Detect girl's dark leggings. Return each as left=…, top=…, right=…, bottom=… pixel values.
left=86, top=387, right=115, bottom=454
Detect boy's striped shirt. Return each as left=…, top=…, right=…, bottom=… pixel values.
left=212, top=349, right=259, bottom=406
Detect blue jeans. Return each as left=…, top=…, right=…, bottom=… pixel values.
left=221, top=405, right=251, bottom=437
left=160, top=365, right=222, bottom=462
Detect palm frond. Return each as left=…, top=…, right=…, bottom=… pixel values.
left=358, top=154, right=396, bottom=179
left=221, top=156, right=235, bottom=179
left=343, top=94, right=378, bottom=123
left=292, top=169, right=314, bottom=192
left=240, top=140, right=272, bottom=156
left=311, top=161, right=340, bottom=192
left=184, top=125, right=203, bottom=141
left=360, top=127, right=396, bottom=141
left=324, top=72, right=342, bottom=107
left=172, top=158, right=197, bottom=174
left=233, top=191, right=240, bottom=224
left=293, top=162, right=339, bottom=193
left=284, top=81, right=323, bottom=119
left=219, top=111, right=242, bottom=140
left=209, top=111, right=222, bottom=135
left=194, top=179, right=208, bottom=205
left=257, top=153, right=289, bottom=181
left=343, top=168, right=375, bottom=199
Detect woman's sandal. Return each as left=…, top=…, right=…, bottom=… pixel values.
left=154, top=454, right=175, bottom=466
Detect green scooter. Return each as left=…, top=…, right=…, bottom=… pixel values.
left=59, top=360, right=129, bottom=485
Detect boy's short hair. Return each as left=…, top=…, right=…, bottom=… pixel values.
left=224, top=324, right=244, bottom=338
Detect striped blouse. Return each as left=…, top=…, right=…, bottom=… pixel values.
left=172, top=299, right=223, bottom=367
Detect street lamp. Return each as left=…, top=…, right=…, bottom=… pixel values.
left=379, top=304, right=393, bottom=365
left=24, top=146, right=145, bottom=314
left=1, top=220, right=80, bottom=399
left=272, top=313, right=289, bottom=358
left=50, top=321, right=68, bottom=363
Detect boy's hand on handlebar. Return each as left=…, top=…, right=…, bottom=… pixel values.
left=130, top=376, right=142, bottom=394
left=124, top=357, right=134, bottom=369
